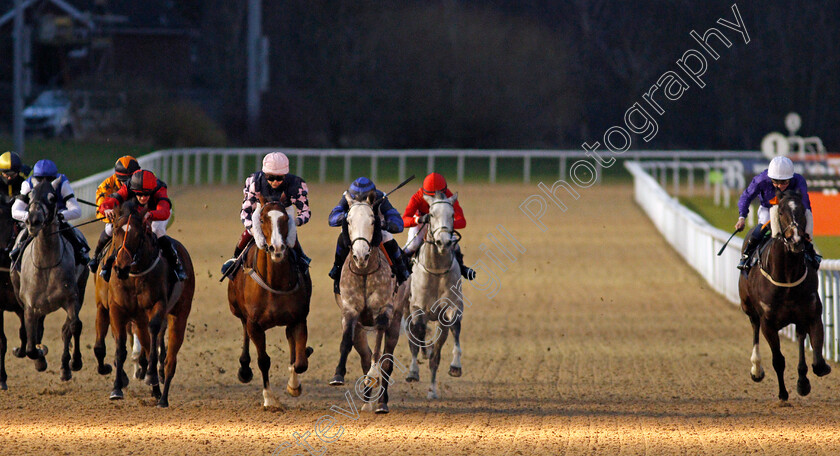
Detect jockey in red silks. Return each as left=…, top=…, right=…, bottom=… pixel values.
left=402, top=172, right=475, bottom=280
left=735, top=155, right=821, bottom=270
left=99, top=169, right=187, bottom=282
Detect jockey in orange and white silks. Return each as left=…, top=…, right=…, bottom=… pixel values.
left=221, top=152, right=311, bottom=276
left=9, top=159, right=90, bottom=267
left=402, top=172, right=475, bottom=280
left=735, top=156, right=820, bottom=270
left=88, top=155, right=140, bottom=273
left=98, top=169, right=187, bottom=282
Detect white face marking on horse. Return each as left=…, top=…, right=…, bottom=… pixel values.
left=122, top=224, right=131, bottom=232
left=347, top=203, right=374, bottom=267
left=267, top=210, right=285, bottom=250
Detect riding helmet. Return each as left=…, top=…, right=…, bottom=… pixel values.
left=129, top=170, right=158, bottom=195
left=349, top=177, right=376, bottom=199
left=262, top=152, right=289, bottom=175
left=32, top=159, right=58, bottom=178
left=114, top=156, right=140, bottom=182
left=0, top=151, right=22, bottom=173
left=768, top=156, right=794, bottom=180
left=422, top=172, right=447, bottom=195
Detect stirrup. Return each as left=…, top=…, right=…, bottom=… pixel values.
left=88, top=257, right=99, bottom=274
left=737, top=255, right=750, bottom=271
left=221, top=258, right=235, bottom=275
left=328, top=264, right=341, bottom=280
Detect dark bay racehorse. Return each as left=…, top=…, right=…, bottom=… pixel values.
left=11, top=178, right=88, bottom=380
left=331, top=192, right=406, bottom=413
left=227, top=198, right=313, bottom=408
left=103, top=202, right=194, bottom=407
left=0, top=194, right=26, bottom=389
left=739, top=189, right=831, bottom=404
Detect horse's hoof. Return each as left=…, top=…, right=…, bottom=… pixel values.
left=71, top=358, right=82, bottom=372
left=110, top=389, right=124, bottom=400
left=448, top=366, right=462, bottom=377
left=797, top=378, right=811, bottom=397
left=60, top=369, right=71, bottom=382
left=750, top=372, right=765, bottom=382
left=305, top=346, right=314, bottom=357
left=361, top=401, right=373, bottom=412
left=375, top=403, right=389, bottom=414
left=427, top=390, right=438, bottom=400
left=405, top=373, right=419, bottom=383
left=152, top=385, right=162, bottom=400
left=145, top=375, right=159, bottom=387
left=97, top=364, right=113, bottom=375
left=286, top=384, right=302, bottom=397
left=238, top=367, right=253, bottom=384
left=157, top=399, right=169, bottom=408
left=34, top=358, right=47, bottom=372
left=0, top=381, right=7, bottom=391
left=775, top=400, right=792, bottom=408
left=36, top=344, right=48, bottom=356
left=329, top=375, right=344, bottom=386
left=135, top=368, right=146, bottom=380
left=813, top=362, right=832, bottom=377
left=12, top=347, right=24, bottom=358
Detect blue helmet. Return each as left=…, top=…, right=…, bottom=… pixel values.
left=32, top=159, right=58, bottom=178
left=348, top=177, right=376, bottom=199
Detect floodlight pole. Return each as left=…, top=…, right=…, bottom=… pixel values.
left=12, top=0, right=25, bottom=157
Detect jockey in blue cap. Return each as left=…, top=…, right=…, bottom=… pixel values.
left=9, top=159, right=90, bottom=268
left=327, top=177, right=410, bottom=294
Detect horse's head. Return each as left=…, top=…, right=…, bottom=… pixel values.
left=25, top=177, right=61, bottom=237
left=423, top=190, right=458, bottom=254
left=771, top=189, right=807, bottom=254
left=345, top=191, right=378, bottom=269
left=251, top=197, right=292, bottom=263
left=112, top=201, right=155, bottom=280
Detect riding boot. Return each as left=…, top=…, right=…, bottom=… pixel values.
left=383, top=239, right=410, bottom=285
left=99, top=255, right=114, bottom=282
left=60, top=221, right=90, bottom=266
left=453, top=246, right=476, bottom=281
left=88, top=230, right=112, bottom=273
left=9, top=231, right=29, bottom=272
left=805, top=241, right=822, bottom=269
left=292, top=240, right=311, bottom=274
left=221, top=230, right=253, bottom=276
left=737, top=227, right=764, bottom=271
left=158, top=236, right=187, bottom=282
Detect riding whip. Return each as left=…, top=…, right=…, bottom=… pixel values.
left=372, top=175, right=415, bottom=206
left=76, top=197, right=99, bottom=208
left=717, top=228, right=741, bottom=256
left=54, top=216, right=107, bottom=234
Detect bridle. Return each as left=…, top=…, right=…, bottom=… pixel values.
left=346, top=200, right=383, bottom=276
left=423, top=199, right=461, bottom=246
left=115, top=213, right=159, bottom=277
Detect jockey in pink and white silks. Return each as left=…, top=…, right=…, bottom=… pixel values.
left=221, top=152, right=311, bottom=276
left=735, top=156, right=821, bottom=270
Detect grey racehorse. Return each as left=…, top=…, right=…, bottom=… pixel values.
left=11, top=178, right=88, bottom=380
left=331, top=192, right=406, bottom=413
left=405, top=191, right=463, bottom=399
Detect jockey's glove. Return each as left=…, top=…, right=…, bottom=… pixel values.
left=417, top=214, right=430, bottom=224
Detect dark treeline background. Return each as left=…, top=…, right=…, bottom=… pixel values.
left=8, top=0, right=840, bottom=150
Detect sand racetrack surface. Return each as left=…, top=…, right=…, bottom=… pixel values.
left=3, top=182, right=840, bottom=455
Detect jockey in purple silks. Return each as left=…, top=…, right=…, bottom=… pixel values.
left=735, top=156, right=821, bottom=270
left=221, top=152, right=311, bottom=276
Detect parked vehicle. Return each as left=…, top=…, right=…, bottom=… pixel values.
left=23, top=90, right=75, bottom=139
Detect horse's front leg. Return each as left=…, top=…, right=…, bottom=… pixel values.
left=12, top=308, right=26, bottom=358
left=70, top=301, right=83, bottom=373
left=284, top=322, right=308, bottom=397
left=0, top=311, right=7, bottom=390
left=376, top=320, right=405, bottom=414
left=144, top=306, right=165, bottom=399
left=109, top=312, right=129, bottom=400
left=405, top=308, right=426, bottom=383
left=247, top=321, right=278, bottom=408
left=93, top=304, right=113, bottom=375
left=796, top=329, right=811, bottom=396
left=330, top=312, right=358, bottom=386
left=237, top=319, right=253, bottom=383
left=747, top=311, right=764, bottom=382
left=23, top=307, right=46, bottom=371
left=59, top=297, right=82, bottom=381
left=761, top=322, right=788, bottom=404
left=353, top=323, right=372, bottom=380
left=809, top=302, right=832, bottom=378
left=448, top=308, right=463, bottom=378
left=428, top=321, right=449, bottom=400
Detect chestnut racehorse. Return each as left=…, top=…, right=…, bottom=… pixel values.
left=102, top=202, right=194, bottom=407
left=739, top=189, right=831, bottom=404
left=227, top=198, right=313, bottom=408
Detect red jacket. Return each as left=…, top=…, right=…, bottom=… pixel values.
left=402, top=188, right=466, bottom=229
left=99, top=182, right=172, bottom=221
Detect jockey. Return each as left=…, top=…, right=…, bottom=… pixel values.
left=736, top=156, right=821, bottom=270
left=99, top=169, right=187, bottom=282
left=9, top=159, right=90, bottom=267
left=221, top=152, right=311, bottom=276
left=402, top=172, right=475, bottom=280
left=87, top=155, right=141, bottom=273
left=0, top=151, right=30, bottom=198
left=328, top=177, right=410, bottom=294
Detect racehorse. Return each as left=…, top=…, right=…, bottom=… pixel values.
left=331, top=192, right=405, bottom=413
left=227, top=197, right=313, bottom=408
left=405, top=191, right=464, bottom=399
left=739, top=189, right=831, bottom=404
left=104, top=201, right=194, bottom=407
left=0, top=194, right=26, bottom=389
left=11, top=178, right=88, bottom=381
